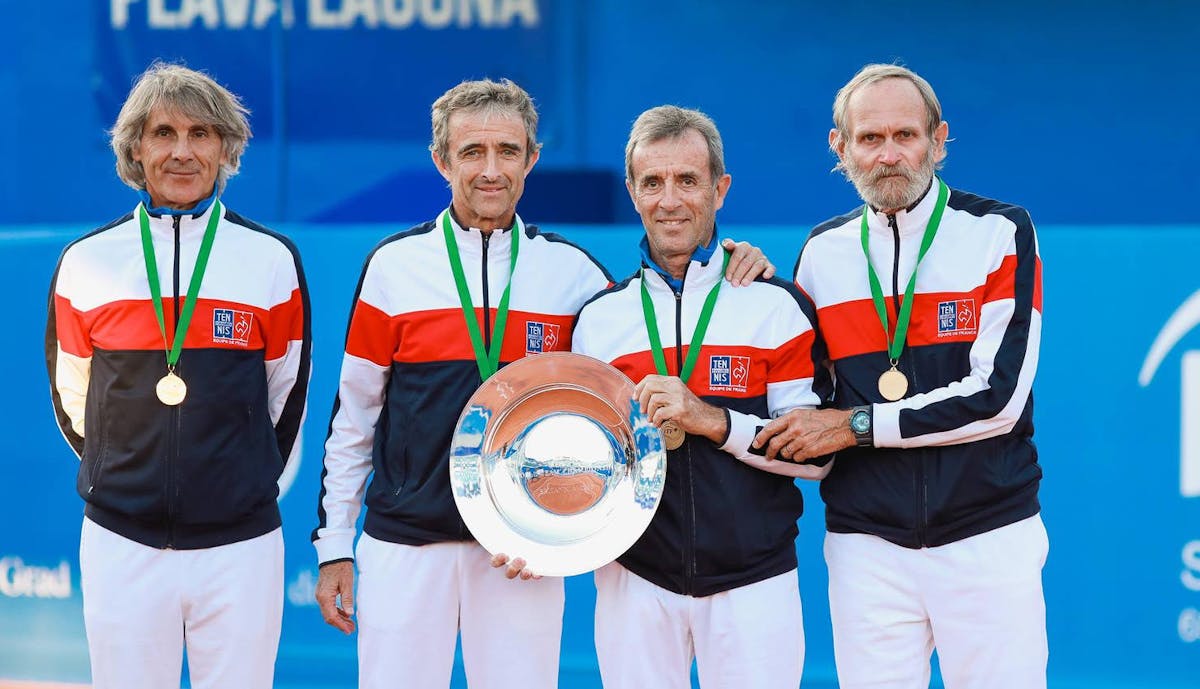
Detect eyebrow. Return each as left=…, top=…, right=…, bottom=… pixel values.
left=457, top=141, right=524, bottom=154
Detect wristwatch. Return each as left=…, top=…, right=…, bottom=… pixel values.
left=848, top=405, right=873, bottom=447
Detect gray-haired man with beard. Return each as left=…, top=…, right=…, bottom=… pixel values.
left=754, top=64, right=1048, bottom=689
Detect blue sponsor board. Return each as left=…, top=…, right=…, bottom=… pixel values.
left=6, top=224, right=1200, bottom=687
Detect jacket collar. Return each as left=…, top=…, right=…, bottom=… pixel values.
left=639, top=230, right=720, bottom=293
left=864, top=176, right=943, bottom=239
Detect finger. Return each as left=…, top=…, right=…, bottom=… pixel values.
left=649, top=393, right=677, bottom=423
left=744, top=257, right=770, bottom=286
left=491, top=553, right=510, bottom=568
left=340, top=586, right=355, bottom=617
left=333, top=608, right=356, bottom=635
left=722, top=241, right=753, bottom=285
left=753, top=417, right=787, bottom=448
left=766, top=433, right=794, bottom=461
left=778, top=439, right=802, bottom=462
left=636, top=383, right=659, bottom=415
left=506, top=557, right=528, bottom=580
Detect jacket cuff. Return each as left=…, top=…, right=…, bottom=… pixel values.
left=718, top=408, right=759, bottom=459
left=314, top=532, right=356, bottom=566
left=873, top=402, right=901, bottom=447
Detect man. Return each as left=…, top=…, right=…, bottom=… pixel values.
left=46, top=62, right=311, bottom=689
left=756, top=64, right=1047, bottom=689
left=313, top=81, right=773, bottom=688
left=570, top=106, right=829, bottom=689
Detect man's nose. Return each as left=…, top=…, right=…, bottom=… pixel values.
left=659, top=180, right=683, bottom=208
left=481, top=150, right=502, bottom=177
left=878, top=141, right=902, bottom=165
left=171, top=136, right=194, bottom=161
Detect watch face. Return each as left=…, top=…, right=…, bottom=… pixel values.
left=850, top=410, right=871, bottom=434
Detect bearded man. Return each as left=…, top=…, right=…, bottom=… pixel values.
left=754, top=64, right=1048, bottom=689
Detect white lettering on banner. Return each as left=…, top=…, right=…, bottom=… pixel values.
left=1139, top=290, right=1200, bottom=498
left=1180, top=608, right=1200, bottom=643
left=112, top=0, right=138, bottom=27
left=114, top=0, right=536, bottom=28
left=111, top=0, right=296, bottom=29
left=286, top=568, right=318, bottom=606
left=1140, top=292, right=1200, bottom=645
left=0, top=557, right=72, bottom=599
left=1184, top=540, right=1200, bottom=592
left=307, top=0, right=539, bottom=29
left=1183, top=352, right=1200, bottom=498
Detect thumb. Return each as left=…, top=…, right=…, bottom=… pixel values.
left=341, top=580, right=355, bottom=616
left=720, top=237, right=735, bottom=250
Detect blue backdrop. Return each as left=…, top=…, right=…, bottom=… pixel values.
left=0, top=1, right=1196, bottom=227
left=2, top=1, right=1199, bottom=687
left=4, top=220, right=1200, bottom=688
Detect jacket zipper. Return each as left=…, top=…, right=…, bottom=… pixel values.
left=457, top=229, right=492, bottom=537
left=166, top=215, right=182, bottom=548
left=481, top=231, right=492, bottom=350
left=671, top=285, right=696, bottom=595
left=889, top=212, right=928, bottom=547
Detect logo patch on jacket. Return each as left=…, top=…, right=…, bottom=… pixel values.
left=213, top=308, right=254, bottom=346
left=937, top=298, right=977, bottom=337
left=709, top=355, right=750, bottom=392
left=526, top=321, right=560, bottom=354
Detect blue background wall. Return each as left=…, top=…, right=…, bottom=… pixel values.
left=2, top=1, right=1199, bottom=688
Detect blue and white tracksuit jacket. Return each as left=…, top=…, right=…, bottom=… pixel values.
left=795, top=179, right=1043, bottom=548
left=312, top=210, right=612, bottom=565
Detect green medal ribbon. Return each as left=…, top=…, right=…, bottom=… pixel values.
left=640, top=250, right=729, bottom=381
left=860, top=179, right=948, bottom=365
left=442, top=211, right=519, bottom=382
left=139, top=201, right=222, bottom=371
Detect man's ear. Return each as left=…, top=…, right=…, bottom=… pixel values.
left=828, top=128, right=847, bottom=161
left=933, top=121, right=949, bottom=164
left=523, top=147, right=540, bottom=176
left=431, top=149, right=451, bottom=182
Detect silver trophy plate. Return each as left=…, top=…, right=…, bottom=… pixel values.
left=449, top=352, right=666, bottom=577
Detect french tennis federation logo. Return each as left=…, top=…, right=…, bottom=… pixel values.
left=709, top=355, right=750, bottom=392
left=937, top=299, right=977, bottom=337
left=526, top=321, right=560, bottom=354
left=213, top=308, right=253, bottom=346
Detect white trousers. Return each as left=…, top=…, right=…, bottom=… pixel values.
left=825, top=514, right=1049, bottom=689
left=593, top=562, right=804, bottom=689
left=355, top=536, right=564, bottom=689
left=79, top=518, right=283, bottom=689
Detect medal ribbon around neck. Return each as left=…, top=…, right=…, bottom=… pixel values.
left=139, top=201, right=221, bottom=379
left=640, top=250, right=729, bottom=382
left=442, top=211, right=520, bottom=382
left=860, top=179, right=948, bottom=380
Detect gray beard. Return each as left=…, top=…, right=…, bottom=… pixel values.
left=847, top=150, right=936, bottom=212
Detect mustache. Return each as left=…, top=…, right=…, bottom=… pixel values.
left=864, top=162, right=919, bottom=184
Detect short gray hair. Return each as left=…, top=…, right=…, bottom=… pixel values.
left=832, top=63, right=943, bottom=141
left=430, top=78, right=540, bottom=165
left=625, top=106, right=725, bottom=184
left=110, top=62, right=251, bottom=194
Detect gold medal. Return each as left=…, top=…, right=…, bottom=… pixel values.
left=156, top=372, right=187, bottom=406
left=660, top=420, right=685, bottom=450
left=878, top=367, right=908, bottom=402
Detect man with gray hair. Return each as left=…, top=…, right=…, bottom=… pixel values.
left=570, top=105, right=829, bottom=689
left=46, top=62, right=311, bottom=689
left=313, top=83, right=774, bottom=687
left=755, top=63, right=1047, bottom=688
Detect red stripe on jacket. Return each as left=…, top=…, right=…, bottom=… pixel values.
left=609, top=336, right=813, bottom=399
left=55, top=295, right=289, bottom=356
left=345, top=303, right=577, bottom=367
